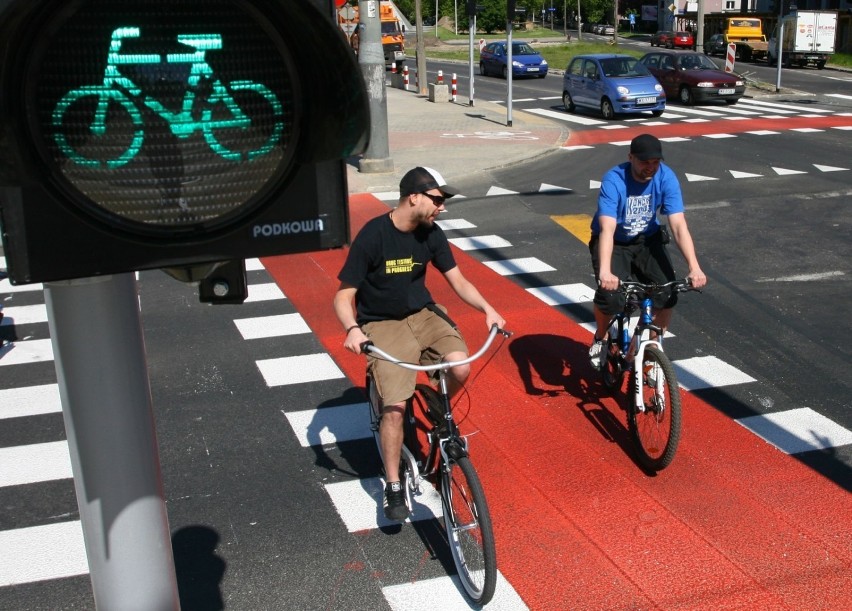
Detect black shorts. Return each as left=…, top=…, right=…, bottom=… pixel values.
left=589, top=230, right=678, bottom=315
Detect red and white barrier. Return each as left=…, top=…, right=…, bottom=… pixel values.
left=403, top=64, right=409, bottom=91
left=437, top=70, right=443, bottom=85
left=390, top=62, right=397, bottom=75
left=451, top=73, right=457, bottom=102
left=725, top=43, right=736, bottom=73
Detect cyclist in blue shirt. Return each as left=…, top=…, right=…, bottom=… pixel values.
left=588, top=134, right=707, bottom=369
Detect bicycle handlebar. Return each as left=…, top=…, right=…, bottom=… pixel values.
left=619, top=278, right=699, bottom=295
left=361, top=324, right=512, bottom=372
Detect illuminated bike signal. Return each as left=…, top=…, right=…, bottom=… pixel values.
left=52, top=26, right=284, bottom=168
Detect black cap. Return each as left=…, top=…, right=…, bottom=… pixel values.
left=399, top=166, right=460, bottom=198
left=630, top=134, right=664, bottom=161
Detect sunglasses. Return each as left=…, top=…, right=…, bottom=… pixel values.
left=421, top=192, right=446, bottom=207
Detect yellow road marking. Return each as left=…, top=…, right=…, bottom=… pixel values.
left=550, top=214, right=592, bottom=245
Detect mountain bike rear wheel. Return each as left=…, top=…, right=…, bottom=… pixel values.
left=440, top=455, right=497, bottom=606
left=627, top=345, right=681, bottom=471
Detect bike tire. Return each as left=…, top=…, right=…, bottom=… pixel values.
left=53, top=86, right=144, bottom=169
left=440, top=455, right=497, bottom=606
left=203, top=80, right=283, bottom=162
left=627, top=345, right=682, bottom=471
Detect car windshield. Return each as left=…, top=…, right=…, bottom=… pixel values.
left=600, top=57, right=650, bottom=78
left=512, top=43, right=538, bottom=55
left=679, top=54, right=718, bottom=70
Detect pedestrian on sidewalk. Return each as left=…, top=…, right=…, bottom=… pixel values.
left=333, top=166, right=505, bottom=521
left=587, top=134, right=707, bottom=370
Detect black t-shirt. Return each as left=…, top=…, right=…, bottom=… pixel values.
left=338, top=213, right=457, bottom=322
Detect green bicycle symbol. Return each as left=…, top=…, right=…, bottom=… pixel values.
left=52, top=26, right=284, bottom=169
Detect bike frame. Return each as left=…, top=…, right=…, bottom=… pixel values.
left=609, top=289, right=665, bottom=413
left=364, top=324, right=509, bottom=491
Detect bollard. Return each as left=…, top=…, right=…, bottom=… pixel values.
left=403, top=64, right=409, bottom=91
left=451, top=73, right=457, bottom=102
left=437, top=70, right=443, bottom=85
left=391, top=62, right=397, bottom=75
left=414, top=67, right=418, bottom=91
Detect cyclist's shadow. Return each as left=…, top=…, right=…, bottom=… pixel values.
left=508, top=333, right=634, bottom=451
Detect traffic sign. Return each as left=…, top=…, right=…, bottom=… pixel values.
left=0, top=0, right=368, bottom=285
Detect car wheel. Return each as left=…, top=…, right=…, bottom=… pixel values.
left=538, top=72, right=546, bottom=79
left=479, top=62, right=487, bottom=76
left=652, top=109, right=664, bottom=117
left=725, top=98, right=738, bottom=105
left=502, top=65, right=508, bottom=79
left=679, top=86, right=694, bottom=105
left=563, top=91, right=575, bottom=113
left=600, top=98, right=616, bottom=120
left=816, top=61, right=826, bottom=70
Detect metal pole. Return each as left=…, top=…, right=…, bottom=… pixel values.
left=415, top=0, right=427, bottom=94
left=469, top=13, right=476, bottom=106
left=775, top=18, right=785, bottom=92
left=358, top=0, right=393, bottom=173
left=45, top=274, right=178, bottom=611
left=507, top=14, right=513, bottom=127
left=576, top=0, right=582, bottom=41
left=696, top=0, right=705, bottom=53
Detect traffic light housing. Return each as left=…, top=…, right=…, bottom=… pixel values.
left=0, top=0, right=369, bottom=285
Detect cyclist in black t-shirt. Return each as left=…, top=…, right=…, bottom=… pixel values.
left=333, top=167, right=505, bottom=521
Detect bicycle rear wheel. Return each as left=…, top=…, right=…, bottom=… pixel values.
left=627, top=345, right=682, bottom=471
left=440, top=455, right=497, bottom=606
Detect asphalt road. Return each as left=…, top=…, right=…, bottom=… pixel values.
left=1, top=67, right=850, bottom=609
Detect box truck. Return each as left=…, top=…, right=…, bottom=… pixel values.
left=769, top=11, right=837, bottom=70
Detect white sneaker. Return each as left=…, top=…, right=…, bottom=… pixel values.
left=589, top=339, right=605, bottom=370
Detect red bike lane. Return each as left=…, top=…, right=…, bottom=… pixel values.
left=263, top=194, right=850, bottom=609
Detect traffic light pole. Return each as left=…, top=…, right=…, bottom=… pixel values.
left=45, top=273, right=179, bottom=611
left=357, top=0, right=393, bottom=173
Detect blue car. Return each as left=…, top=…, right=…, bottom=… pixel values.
left=479, top=41, right=548, bottom=79
left=562, top=54, right=665, bottom=119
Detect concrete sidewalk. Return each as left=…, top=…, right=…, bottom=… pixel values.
left=346, top=83, right=569, bottom=196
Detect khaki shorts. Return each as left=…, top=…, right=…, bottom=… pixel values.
left=363, top=307, right=467, bottom=407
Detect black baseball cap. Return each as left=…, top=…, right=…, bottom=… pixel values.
left=399, top=166, right=460, bottom=198
left=630, top=134, right=664, bottom=161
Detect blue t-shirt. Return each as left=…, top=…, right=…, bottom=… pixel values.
left=591, top=161, right=684, bottom=242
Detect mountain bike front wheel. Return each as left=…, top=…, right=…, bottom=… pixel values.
left=440, top=455, right=497, bottom=606
left=53, top=86, right=144, bottom=169
left=627, top=345, right=682, bottom=471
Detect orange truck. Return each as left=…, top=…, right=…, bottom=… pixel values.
left=338, top=1, right=405, bottom=69
left=723, top=17, right=769, bottom=62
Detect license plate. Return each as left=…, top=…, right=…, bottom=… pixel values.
left=718, top=88, right=735, bottom=95
left=636, top=96, right=656, bottom=104
left=526, top=67, right=539, bottom=72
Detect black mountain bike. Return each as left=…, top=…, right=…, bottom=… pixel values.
left=362, top=324, right=511, bottom=606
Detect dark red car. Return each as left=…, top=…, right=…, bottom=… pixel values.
left=650, top=30, right=673, bottom=47
left=639, top=51, right=745, bottom=105
left=671, top=31, right=695, bottom=49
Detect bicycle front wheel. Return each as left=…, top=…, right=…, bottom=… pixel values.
left=627, top=345, right=682, bottom=471
left=440, top=455, right=497, bottom=606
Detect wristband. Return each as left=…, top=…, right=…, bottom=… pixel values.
left=346, top=325, right=361, bottom=334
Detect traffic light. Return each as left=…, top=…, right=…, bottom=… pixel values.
left=0, top=0, right=369, bottom=286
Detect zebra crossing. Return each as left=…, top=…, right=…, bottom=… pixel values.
left=3, top=200, right=852, bottom=606
left=500, top=96, right=851, bottom=127
left=360, top=201, right=852, bottom=458
left=0, top=257, right=527, bottom=608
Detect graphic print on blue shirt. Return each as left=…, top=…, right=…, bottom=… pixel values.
left=624, top=193, right=653, bottom=238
